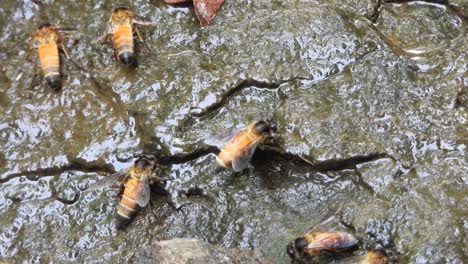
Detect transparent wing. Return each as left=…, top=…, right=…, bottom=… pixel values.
left=204, top=125, right=247, bottom=147
left=305, top=233, right=357, bottom=250
left=308, top=206, right=342, bottom=232
left=132, top=182, right=150, bottom=207
left=134, top=27, right=152, bottom=52
left=131, top=171, right=151, bottom=207
left=232, top=142, right=258, bottom=172
left=304, top=235, right=338, bottom=250
left=132, top=15, right=156, bottom=26
left=87, top=169, right=129, bottom=191
left=94, top=19, right=112, bottom=44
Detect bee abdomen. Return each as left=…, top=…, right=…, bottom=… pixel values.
left=115, top=212, right=131, bottom=230
left=45, top=74, right=61, bottom=90
left=115, top=184, right=138, bottom=229
left=118, top=51, right=134, bottom=65
left=113, top=25, right=134, bottom=65
left=38, top=43, right=61, bottom=89
left=215, top=155, right=229, bottom=169
left=211, top=158, right=226, bottom=174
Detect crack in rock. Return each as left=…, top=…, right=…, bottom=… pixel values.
left=155, top=146, right=219, bottom=164
left=190, top=77, right=308, bottom=118
left=188, top=46, right=379, bottom=120
left=255, top=145, right=391, bottom=172
left=0, top=159, right=115, bottom=184
left=154, top=143, right=392, bottom=174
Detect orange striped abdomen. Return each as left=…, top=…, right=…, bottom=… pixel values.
left=115, top=178, right=139, bottom=229
left=217, top=132, right=253, bottom=168
left=38, top=43, right=60, bottom=89
left=113, top=25, right=134, bottom=65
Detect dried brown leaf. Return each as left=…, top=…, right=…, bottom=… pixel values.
left=193, top=0, right=225, bottom=26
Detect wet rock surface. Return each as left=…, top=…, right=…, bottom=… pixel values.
left=132, top=238, right=271, bottom=264
left=0, top=0, right=467, bottom=263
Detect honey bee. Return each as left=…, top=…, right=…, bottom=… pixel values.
left=334, top=250, right=389, bottom=264
left=287, top=231, right=358, bottom=260
left=88, top=154, right=161, bottom=229
left=163, top=0, right=225, bottom=26
left=96, top=4, right=155, bottom=65
left=204, top=120, right=277, bottom=172
left=287, top=208, right=358, bottom=261
left=32, top=22, right=71, bottom=90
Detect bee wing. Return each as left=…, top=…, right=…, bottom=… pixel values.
left=133, top=182, right=150, bottom=207
left=305, top=233, right=357, bottom=250
left=232, top=141, right=258, bottom=172
left=131, top=171, right=151, bottom=207
left=204, top=126, right=247, bottom=147
left=132, top=15, right=156, bottom=26
left=308, top=206, right=342, bottom=232
left=87, top=169, right=129, bottom=191
left=94, top=18, right=113, bottom=44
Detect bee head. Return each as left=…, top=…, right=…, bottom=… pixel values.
left=134, top=158, right=149, bottom=171
left=253, top=120, right=271, bottom=135
left=294, top=237, right=308, bottom=252
left=112, top=4, right=133, bottom=23
left=287, top=238, right=307, bottom=259
left=134, top=154, right=156, bottom=171
left=113, top=4, right=130, bottom=12
left=38, top=22, right=51, bottom=30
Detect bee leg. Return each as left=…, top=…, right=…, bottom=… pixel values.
left=113, top=49, right=119, bottom=62
left=147, top=199, right=159, bottom=219
left=134, top=26, right=152, bottom=52
left=60, top=45, right=71, bottom=59
left=23, top=46, right=34, bottom=61
left=29, top=72, right=39, bottom=91
left=62, top=31, right=81, bottom=43
left=150, top=182, right=169, bottom=196
left=105, top=34, right=112, bottom=46
left=57, top=53, right=70, bottom=90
